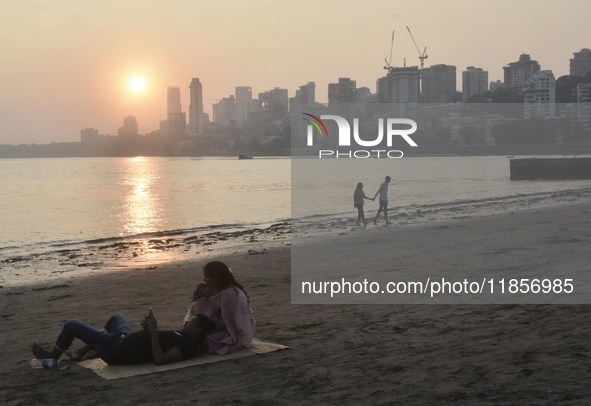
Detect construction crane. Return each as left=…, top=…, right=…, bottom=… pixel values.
left=383, top=31, right=395, bottom=73
left=406, top=26, right=428, bottom=72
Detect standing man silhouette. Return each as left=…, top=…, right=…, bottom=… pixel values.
left=373, top=176, right=392, bottom=225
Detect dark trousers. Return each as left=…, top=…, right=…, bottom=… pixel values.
left=356, top=205, right=365, bottom=224
left=55, top=313, right=131, bottom=364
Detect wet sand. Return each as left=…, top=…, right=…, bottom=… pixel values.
left=0, top=222, right=291, bottom=288
left=2, top=202, right=591, bottom=405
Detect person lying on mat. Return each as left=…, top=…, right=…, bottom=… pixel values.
left=184, top=261, right=255, bottom=355
left=32, top=310, right=216, bottom=365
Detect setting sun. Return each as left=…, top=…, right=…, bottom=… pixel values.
left=130, top=77, right=146, bottom=92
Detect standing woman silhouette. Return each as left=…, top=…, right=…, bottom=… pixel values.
left=353, top=182, right=374, bottom=226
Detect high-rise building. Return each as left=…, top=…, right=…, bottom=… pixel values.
left=258, top=87, right=288, bottom=109
left=570, top=48, right=591, bottom=78
left=462, top=67, right=488, bottom=102
left=235, top=86, right=252, bottom=124
left=558, top=83, right=591, bottom=141
left=212, top=96, right=236, bottom=126
left=421, top=64, right=456, bottom=103
left=577, top=83, right=591, bottom=103
left=524, top=70, right=555, bottom=119
left=289, top=82, right=316, bottom=114
left=189, top=78, right=204, bottom=136
left=300, top=82, right=316, bottom=105
left=503, top=54, right=540, bottom=89
left=489, top=80, right=505, bottom=92
left=576, top=83, right=591, bottom=138
left=167, top=112, right=187, bottom=138
left=377, top=67, right=421, bottom=103
left=162, top=86, right=187, bottom=138
left=118, top=116, right=138, bottom=136
left=167, top=86, right=182, bottom=115
left=355, top=87, right=375, bottom=103
left=328, top=78, right=357, bottom=106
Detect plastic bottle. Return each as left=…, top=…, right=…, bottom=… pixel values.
left=30, top=359, right=62, bottom=369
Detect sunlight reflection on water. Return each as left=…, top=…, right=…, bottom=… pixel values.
left=0, top=156, right=291, bottom=258
left=120, top=157, right=163, bottom=235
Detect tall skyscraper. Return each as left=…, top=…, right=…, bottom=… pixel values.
left=189, top=78, right=204, bottom=136
left=167, top=86, right=182, bottom=115
left=377, top=67, right=421, bottom=103
left=524, top=70, right=555, bottom=119
left=163, top=86, right=186, bottom=139
left=235, top=86, right=252, bottom=124
left=462, top=67, right=488, bottom=102
left=503, top=54, right=540, bottom=89
left=421, top=64, right=456, bottom=103
left=570, top=48, right=591, bottom=78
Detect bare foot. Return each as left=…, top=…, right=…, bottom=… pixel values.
left=32, top=343, right=61, bottom=359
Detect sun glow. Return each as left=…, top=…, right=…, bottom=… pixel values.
left=129, top=77, right=146, bottom=93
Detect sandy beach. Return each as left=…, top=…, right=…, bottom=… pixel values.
left=2, top=201, right=591, bottom=405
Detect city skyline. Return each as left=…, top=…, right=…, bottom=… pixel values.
left=1, top=0, right=590, bottom=144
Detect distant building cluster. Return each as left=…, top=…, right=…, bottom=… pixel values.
left=79, top=47, right=591, bottom=151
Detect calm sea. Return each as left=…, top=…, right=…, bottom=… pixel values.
left=292, top=155, right=591, bottom=222
left=1, top=155, right=590, bottom=260
left=0, top=157, right=290, bottom=259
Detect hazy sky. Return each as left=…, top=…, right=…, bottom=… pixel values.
left=1, top=0, right=589, bottom=144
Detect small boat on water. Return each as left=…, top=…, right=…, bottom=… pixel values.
left=238, top=154, right=253, bottom=160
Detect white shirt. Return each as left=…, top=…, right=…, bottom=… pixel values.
left=375, top=182, right=389, bottom=201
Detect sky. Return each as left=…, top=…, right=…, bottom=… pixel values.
left=0, top=0, right=590, bottom=144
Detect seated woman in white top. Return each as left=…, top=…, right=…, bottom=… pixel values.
left=184, top=261, right=255, bottom=355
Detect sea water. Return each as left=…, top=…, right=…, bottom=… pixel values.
left=291, top=155, right=591, bottom=223
left=0, top=156, right=290, bottom=259
left=1, top=155, right=590, bottom=261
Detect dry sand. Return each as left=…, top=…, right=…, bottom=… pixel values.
left=2, top=202, right=591, bottom=405
left=292, top=202, right=591, bottom=304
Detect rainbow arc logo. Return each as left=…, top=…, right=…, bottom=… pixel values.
left=302, top=113, right=328, bottom=138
